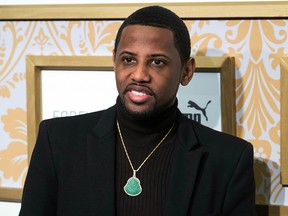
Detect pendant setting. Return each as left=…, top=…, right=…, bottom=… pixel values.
left=124, top=171, right=142, bottom=196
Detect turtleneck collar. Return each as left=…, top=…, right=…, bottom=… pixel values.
left=116, top=96, right=177, bottom=142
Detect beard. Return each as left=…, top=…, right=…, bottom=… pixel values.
left=118, top=94, right=176, bottom=122
left=121, top=100, right=155, bottom=121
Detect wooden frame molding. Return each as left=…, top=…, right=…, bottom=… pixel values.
left=0, top=2, right=288, bottom=20
left=0, top=188, right=22, bottom=202
left=280, top=57, right=288, bottom=185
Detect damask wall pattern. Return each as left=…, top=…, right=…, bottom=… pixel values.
left=0, top=19, right=287, bottom=206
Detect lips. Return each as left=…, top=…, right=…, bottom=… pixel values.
left=125, top=84, right=153, bottom=103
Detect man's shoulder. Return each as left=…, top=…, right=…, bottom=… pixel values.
left=179, top=113, right=252, bottom=153
left=40, top=105, right=116, bottom=133
left=180, top=114, right=254, bottom=172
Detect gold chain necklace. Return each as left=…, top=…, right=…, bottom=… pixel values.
left=116, top=120, right=174, bottom=197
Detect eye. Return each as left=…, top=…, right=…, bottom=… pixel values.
left=122, top=57, right=135, bottom=64
left=151, top=59, right=165, bottom=66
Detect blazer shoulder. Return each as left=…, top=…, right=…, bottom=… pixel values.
left=40, top=105, right=116, bottom=137
left=180, top=114, right=253, bottom=154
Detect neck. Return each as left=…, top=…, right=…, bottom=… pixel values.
left=116, top=96, right=177, bottom=147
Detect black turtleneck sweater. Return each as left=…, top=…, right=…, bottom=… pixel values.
left=116, top=97, right=178, bottom=216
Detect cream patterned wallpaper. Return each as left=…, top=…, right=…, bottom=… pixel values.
left=0, top=19, right=287, bottom=205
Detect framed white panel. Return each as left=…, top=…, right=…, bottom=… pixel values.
left=41, top=70, right=117, bottom=120
left=178, top=72, right=221, bottom=131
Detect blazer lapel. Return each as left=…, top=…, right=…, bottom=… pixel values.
left=86, top=106, right=117, bottom=215
left=164, top=114, right=204, bottom=216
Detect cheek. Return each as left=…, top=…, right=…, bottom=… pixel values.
left=166, top=77, right=182, bottom=96
left=156, top=76, right=180, bottom=96
left=115, top=71, right=125, bottom=84
left=115, top=71, right=129, bottom=93
left=167, top=71, right=182, bottom=87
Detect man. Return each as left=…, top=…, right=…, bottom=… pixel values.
left=19, top=5, right=256, bottom=216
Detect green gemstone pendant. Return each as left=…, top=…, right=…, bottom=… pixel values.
left=124, top=171, right=142, bottom=196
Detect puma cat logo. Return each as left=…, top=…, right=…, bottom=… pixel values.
left=187, top=100, right=211, bottom=121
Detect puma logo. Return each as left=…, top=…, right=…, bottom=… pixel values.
left=187, top=100, right=211, bottom=121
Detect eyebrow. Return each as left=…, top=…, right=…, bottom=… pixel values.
left=118, top=51, right=135, bottom=56
left=119, top=51, right=171, bottom=60
left=150, top=54, right=171, bottom=60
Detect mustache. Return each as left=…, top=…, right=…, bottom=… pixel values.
left=124, top=83, right=154, bottom=96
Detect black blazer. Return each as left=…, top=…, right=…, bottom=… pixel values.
left=19, top=105, right=256, bottom=216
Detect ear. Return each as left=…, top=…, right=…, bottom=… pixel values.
left=180, top=57, right=195, bottom=86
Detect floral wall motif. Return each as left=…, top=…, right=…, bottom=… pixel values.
left=0, top=19, right=287, bottom=205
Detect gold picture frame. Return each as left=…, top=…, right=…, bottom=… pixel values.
left=280, top=57, right=288, bottom=185
left=25, top=55, right=235, bottom=165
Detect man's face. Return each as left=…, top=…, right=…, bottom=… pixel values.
left=114, top=25, right=192, bottom=117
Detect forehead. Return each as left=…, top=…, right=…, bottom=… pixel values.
left=117, top=25, right=176, bottom=51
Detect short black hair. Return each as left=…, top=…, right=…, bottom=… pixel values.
left=114, top=5, right=191, bottom=65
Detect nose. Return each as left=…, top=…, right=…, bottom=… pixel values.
left=130, top=63, right=151, bottom=83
